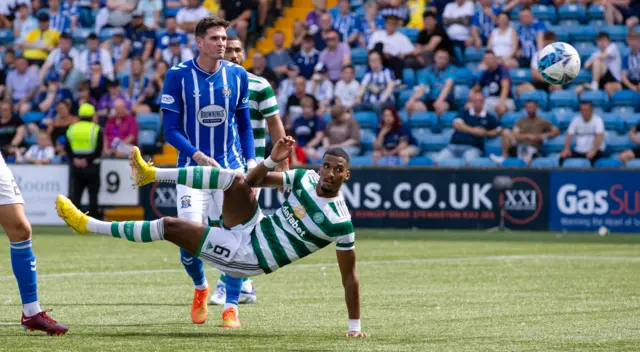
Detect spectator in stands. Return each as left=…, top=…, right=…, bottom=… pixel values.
left=5, top=57, right=39, bottom=115
left=405, top=49, right=455, bottom=117
left=359, top=1, right=385, bottom=48
left=266, top=31, right=294, bottom=79
left=94, top=0, right=137, bottom=33
left=516, top=31, right=562, bottom=96
left=277, top=64, right=300, bottom=116
left=486, top=12, right=518, bottom=69
left=624, top=1, right=639, bottom=29
left=103, top=98, right=138, bottom=158
left=603, top=0, right=640, bottom=27
left=292, top=96, right=325, bottom=161
left=49, top=0, right=72, bottom=34
left=619, top=120, right=640, bottom=165
left=0, top=101, right=26, bottom=160
left=250, top=51, right=278, bottom=85
left=415, top=11, right=454, bottom=68
left=139, top=60, right=168, bottom=113
left=79, top=34, right=114, bottom=81
left=578, top=32, right=622, bottom=97
left=102, top=28, right=131, bottom=73
left=559, top=101, right=606, bottom=166
left=377, top=0, right=410, bottom=24
left=122, top=57, right=151, bottom=114
left=89, top=62, right=110, bottom=101
left=39, top=33, right=80, bottom=84
left=334, top=65, right=361, bottom=110
left=473, top=50, right=515, bottom=117
left=97, top=80, right=131, bottom=123
left=12, top=4, right=37, bottom=43
left=218, top=0, right=252, bottom=43
left=318, top=105, right=361, bottom=158
left=164, top=0, right=183, bottom=16
left=62, top=0, right=80, bottom=31
left=47, top=100, right=78, bottom=155
left=442, top=0, right=474, bottom=54
left=314, top=12, right=334, bottom=51
left=76, top=81, right=98, bottom=111
left=318, top=29, right=351, bottom=83
left=162, top=37, right=195, bottom=66
left=19, top=13, right=60, bottom=67
left=491, top=100, right=560, bottom=165
left=292, top=34, right=320, bottom=80
left=135, top=0, right=162, bottom=29
left=32, top=72, right=74, bottom=121
left=306, top=65, right=333, bottom=115
left=354, top=50, right=395, bottom=115
left=59, top=56, right=85, bottom=93
left=621, top=30, right=640, bottom=94
left=289, top=136, right=308, bottom=166
left=434, top=90, right=501, bottom=164
left=306, top=0, right=326, bottom=35
left=154, top=16, right=188, bottom=62
left=23, top=131, right=55, bottom=164
left=127, top=11, right=156, bottom=65
left=368, top=14, right=415, bottom=79
left=285, top=75, right=318, bottom=127
left=515, top=8, right=545, bottom=69
left=177, top=0, right=212, bottom=33
left=333, top=0, right=361, bottom=48
left=373, top=107, right=418, bottom=165
left=471, top=0, right=501, bottom=49
left=289, top=20, right=309, bottom=55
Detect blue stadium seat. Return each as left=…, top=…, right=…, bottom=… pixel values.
left=469, top=158, right=497, bottom=167
left=164, top=7, right=179, bottom=17
left=558, top=4, right=586, bottom=23
left=502, top=157, right=527, bottom=168
left=350, top=155, right=374, bottom=166
left=464, top=46, right=485, bottom=62
left=579, top=90, right=608, bottom=108
left=594, top=158, right=623, bottom=168
left=454, top=85, right=470, bottom=107
left=546, top=25, right=570, bottom=43
left=99, top=27, right=114, bottom=42
left=612, top=106, right=636, bottom=114
left=484, top=136, right=502, bottom=157
left=351, top=48, right=368, bottom=65
left=353, top=111, right=377, bottom=130
left=402, top=68, right=415, bottom=87
left=563, top=158, right=591, bottom=168
left=409, top=112, right=438, bottom=129
left=618, top=44, right=631, bottom=57
left=415, top=68, right=429, bottom=84
left=453, top=68, right=474, bottom=86
left=138, top=130, right=158, bottom=153
left=360, top=129, right=376, bottom=152
left=136, top=113, right=161, bottom=134
left=622, top=113, right=640, bottom=129
left=587, top=4, right=605, bottom=21
left=626, top=159, right=640, bottom=168
left=532, top=4, right=558, bottom=23
left=500, top=112, right=520, bottom=129
left=549, top=91, right=579, bottom=110
left=611, top=90, right=640, bottom=108
left=551, top=108, right=576, bottom=131
left=518, top=90, right=548, bottom=110
left=510, top=69, right=532, bottom=86
left=0, top=29, right=13, bottom=45
left=72, top=28, right=92, bottom=43
left=378, top=156, right=401, bottom=166
left=397, top=89, right=416, bottom=110
left=419, top=133, right=449, bottom=152
left=398, top=109, right=409, bottom=122
left=538, top=111, right=556, bottom=124
left=602, top=113, right=624, bottom=133
left=543, top=135, right=568, bottom=154
left=572, top=69, right=593, bottom=85
left=437, top=158, right=466, bottom=167
left=530, top=157, right=559, bottom=168
left=605, top=25, right=628, bottom=42
left=439, top=111, right=457, bottom=129
left=606, top=134, right=633, bottom=153
left=570, top=25, right=598, bottom=42
left=22, top=111, right=46, bottom=124
left=354, top=64, right=367, bottom=81
left=408, top=156, right=435, bottom=166
left=398, top=27, right=419, bottom=43
left=573, top=42, right=598, bottom=62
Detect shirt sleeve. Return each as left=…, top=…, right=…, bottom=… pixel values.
left=236, top=68, right=250, bottom=110
left=160, top=68, right=183, bottom=113
left=595, top=117, right=605, bottom=134
left=260, top=84, right=279, bottom=118
left=622, top=55, right=629, bottom=71
left=24, top=146, right=37, bottom=159
left=44, top=146, right=55, bottom=160
left=567, top=118, right=577, bottom=134
left=335, top=224, right=355, bottom=251
left=282, top=169, right=297, bottom=188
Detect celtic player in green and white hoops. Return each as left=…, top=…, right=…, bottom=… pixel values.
left=56, top=137, right=367, bottom=336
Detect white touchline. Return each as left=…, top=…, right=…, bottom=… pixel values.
left=0, top=255, right=638, bottom=280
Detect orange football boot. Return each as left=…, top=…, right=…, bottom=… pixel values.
left=190, top=287, right=209, bottom=324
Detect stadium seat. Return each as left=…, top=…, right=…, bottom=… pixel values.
left=350, top=155, right=374, bottom=166
left=409, top=112, right=438, bottom=130
left=563, top=158, right=591, bottom=168
left=501, top=157, right=527, bottom=168
left=579, top=90, right=608, bottom=108
left=402, top=68, right=415, bottom=87
left=518, top=90, right=548, bottom=110
left=594, top=158, right=623, bottom=168
left=397, top=89, right=417, bottom=110
left=510, top=69, right=532, bottom=86
left=605, top=25, right=628, bottom=42
left=611, top=90, right=640, bottom=108
left=454, top=85, right=470, bottom=107
left=136, top=113, right=161, bottom=134
left=570, top=25, right=598, bottom=42
left=398, top=27, right=420, bottom=43
left=602, top=113, right=624, bottom=133
left=378, top=156, right=401, bottom=166
left=572, top=69, right=593, bottom=85
left=72, top=28, right=92, bottom=43
left=464, top=47, right=485, bottom=62
left=530, top=157, right=559, bottom=168
left=587, top=4, right=605, bottom=21
left=0, top=29, right=13, bottom=45
left=618, top=44, right=631, bottom=57
left=439, top=111, right=457, bottom=129
left=558, top=4, right=586, bottom=23
left=419, top=133, right=449, bottom=152
left=612, top=106, right=636, bottom=114
left=138, top=130, right=158, bottom=153
left=543, top=135, right=567, bottom=154
left=354, top=64, right=367, bottom=81
left=437, top=158, right=466, bottom=167
left=415, top=68, right=429, bottom=85
left=622, top=113, right=640, bottom=129
left=606, top=134, right=633, bottom=153
left=546, top=25, right=570, bottom=43
left=551, top=108, right=575, bottom=131
left=484, top=136, right=502, bottom=157
left=453, top=68, right=474, bottom=86
left=351, top=48, right=367, bottom=65
left=538, top=111, right=556, bottom=124
left=99, top=27, right=114, bottom=42
left=22, top=111, right=46, bottom=124
left=626, top=159, right=640, bottom=168
left=500, top=112, right=520, bottom=129
left=360, top=129, right=376, bottom=152
left=532, top=4, right=558, bottom=23
left=353, top=111, right=377, bottom=130
left=549, top=91, right=579, bottom=110
left=408, top=156, right=435, bottom=166
left=469, top=158, right=497, bottom=167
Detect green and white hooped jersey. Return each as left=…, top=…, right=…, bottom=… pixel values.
left=248, top=72, right=279, bottom=162
left=250, top=169, right=355, bottom=274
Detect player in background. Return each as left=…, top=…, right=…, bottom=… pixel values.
left=160, top=16, right=255, bottom=325
left=56, top=140, right=368, bottom=336
left=0, top=151, right=68, bottom=334
left=207, top=35, right=288, bottom=306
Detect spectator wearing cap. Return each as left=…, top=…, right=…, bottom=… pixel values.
left=415, top=11, right=455, bottom=68
left=442, top=0, right=474, bottom=53
left=358, top=1, right=385, bottom=48
left=333, top=0, right=361, bottom=48
left=353, top=50, right=395, bottom=115
left=135, top=0, right=162, bottom=29
left=306, top=0, right=326, bottom=36
left=103, top=98, right=139, bottom=158
left=292, top=34, right=320, bottom=80
left=79, top=33, right=114, bottom=81
left=334, top=65, right=361, bottom=110
left=127, top=11, right=156, bottom=64
left=19, top=13, right=60, bottom=67
left=250, top=51, right=279, bottom=86
left=277, top=64, right=300, bottom=116
left=102, top=27, right=131, bottom=73
left=218, top=0, right=253, bottom=43
left=314, top=12, right=335, bottom=52
left=31, top=71, right=74, bottom=121
left=368, top=14, right=416, bottom=79
left=318, top=29, right=351, bottom=83
left=123, top=57, right=152, bottom=114
left=97, top=80, right=131, bottom=123
left=5, top=57, right=40, bottom=115
left=94, top=0, right=138, bottom=33
left=177, top=0, right=212, bottom=33
left=12, top=4, right=37, bottom=43
left=39, top=33, right=81, bottom=85
left=405, top=49, right=455, bottom=117
left=162, top=36, right=195, bottom=66
left=47, top=100, right=79, bottom=156
left=559, top=101, right=606, bottom=166
left=266, top=31, right=295, bottom=79
left=154, top=16, right=188, bottom=62
left=49, top=0, right=73, bottom=33
left=306, top=65, right=334, bottom=115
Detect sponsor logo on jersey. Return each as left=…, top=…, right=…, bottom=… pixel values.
left=197, top=105, right=227, bottom=127
left=282, top=205, right=306, bottom=237
left=222, top=86, right=231, bottom=98
left=294, top=204, right=306, bottom=219
left=161, top=94, right=175, bottom=104
left=312, top=212, right=325, bottom=224
left=180, top=195, right=192, bottom=209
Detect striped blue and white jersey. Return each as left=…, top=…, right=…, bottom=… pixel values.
left=361, top=67, right=395, bottom=104
left=516, top=21, right=545, bottom=59
left=333, top=13, right=360, bottom=43
left=161, top=59, right=250, bottom=169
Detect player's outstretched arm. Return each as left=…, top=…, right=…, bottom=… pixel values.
left=245, top=137, right=296, bottom=188
left=337, top=249, right=368, bottom=337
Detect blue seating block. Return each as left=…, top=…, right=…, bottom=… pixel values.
left=136, top=113, right=161, bottom=134
left=402, top=68, right=415, bottom=87
left=500, top=112, right=520, bottom=129
left=579, top=90, right=608, bottom=108
left=594, top=158, right=623, bottom=168
left=138, top=130, right=157, bottom=152
left=549, top=90, right=579, bottom=110
left=439, top=111, right=457, bottom=129
left=511, top=69, right=532, bottom=86
left=0, top=29, right=13, bottom=44
left=354, top=64, right=367, bottom=81
left=543, top=135, right=567, bottom=154
left=530, top=157, right=559, bottom=168
left=532, top=4, right=558, bottom=23
left=518, top=90, right=548, bottom=110
left=469, top=158, right=497, bottom=167
left=454, top=85, right=470, bottom=107
left=351, top=48, right=368, bottom=65
left=419, top=133, right=449, bottom=152
left=396, top=89, right=416, bottom=110
left=602, top=113, right=624, bottom=133
left=570, top=25, right=598, bottom=42
left=398, top=27, right=419, bottom=43
left=354, top=111, right=377, bottom=130
left=464, top=46, right=485, bottom=62
left=572, top=69, right=592, bottom=85
left=350, top=155, right=374, bottom=166
left=626, top=159, right=640, bottom=168
left=22, top=111, right=46, bottom=124
left=605, top=25, right=628, bottom=42
left=563, top=158, right=591, bottom=168
left=502, top=157, right=527, bottom=168
left=453, top=68, right=474, bottom=86
left=587, top=4, right=605, bottom=20
left=360, top=129, right=376, bottom=152
left=611, top=90, right=640, bottom=108
left=484, top=136, right=502, bottom=157
left=558, top=4, right=586, bottom=22
left=408, top=156, right=435, bottom=166
left=546, top=25, right=570, bottom=43
left=622, top=113, right=640, bottom=129
left=409, top=112, right=438, bottom=129
left=438, top=158, right=466, bottom=167
left=606, top=134, right=633, bottom=153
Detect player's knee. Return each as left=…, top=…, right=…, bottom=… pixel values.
left=5, top=219, right=32, bottom=242
left=163, top=217, right=180, bottom=235
left=236, top=20, right=248, bottom=31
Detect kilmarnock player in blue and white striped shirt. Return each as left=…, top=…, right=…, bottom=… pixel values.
left=160, top=16, right=255, bottom=325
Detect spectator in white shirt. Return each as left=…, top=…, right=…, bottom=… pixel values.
left=13, top=3, right=37, bottom=43
left=176, top=0, right=212, bottom=33
left=23, top=131, right=56, bottom=165
left=559, top=101, right=606, bottom=166
left=334, top=65, right=361, bottom=110
left=579, top=32, right=623, bottom=97
left=78, top=33, right=114, bottom=81
left=306, top=65, right=334, bottom=115
left=135, top=0, right=162, bottom=29
left=277, top=64, right=300, bottom=117
left=442, top=0, right=474, bottom=53
left=486, top=12, right=518, bottom=69
left=368, top=14, right=415, bottom=80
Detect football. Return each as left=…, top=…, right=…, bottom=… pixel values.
left=537, top=42, right=581, bottom=85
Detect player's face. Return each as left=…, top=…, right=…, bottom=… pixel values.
left=197, top=26, right=227, bottom=60
left=318, top=155, right=350, bottom=193
left=224, top=39, right=245, bottom=64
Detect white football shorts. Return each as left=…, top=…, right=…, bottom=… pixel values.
left=0, top=163, right=24, bottom=206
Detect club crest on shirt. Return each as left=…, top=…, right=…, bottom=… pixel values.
left=222, top=86, right=231, bottom=98
left=312, top=212, right=325, bottom=224
left=180, top=195, right=192, bottom=209
left=294, top=205, right=307, bottom=219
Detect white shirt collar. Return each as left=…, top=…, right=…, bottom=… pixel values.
left=469, top=108, right=487, bottom=117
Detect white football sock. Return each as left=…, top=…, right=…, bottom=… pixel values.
left=23, top=301, right=42, bottom=317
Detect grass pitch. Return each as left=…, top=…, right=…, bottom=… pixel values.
left=1, top=227, right=640, bottom=351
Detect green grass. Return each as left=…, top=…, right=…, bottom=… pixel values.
left=1, top=227, right=640, bottom=351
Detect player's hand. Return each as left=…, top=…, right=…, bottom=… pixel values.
left=270, top=136, right=296, bottom=163
left=192, top=151, right=221, bottom=167
left=345, top=331, right=369, bottom=337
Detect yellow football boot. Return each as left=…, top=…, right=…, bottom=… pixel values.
left=129, top=146, right=156, bottom=187
left=55, top=195, right=89, bottom=234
